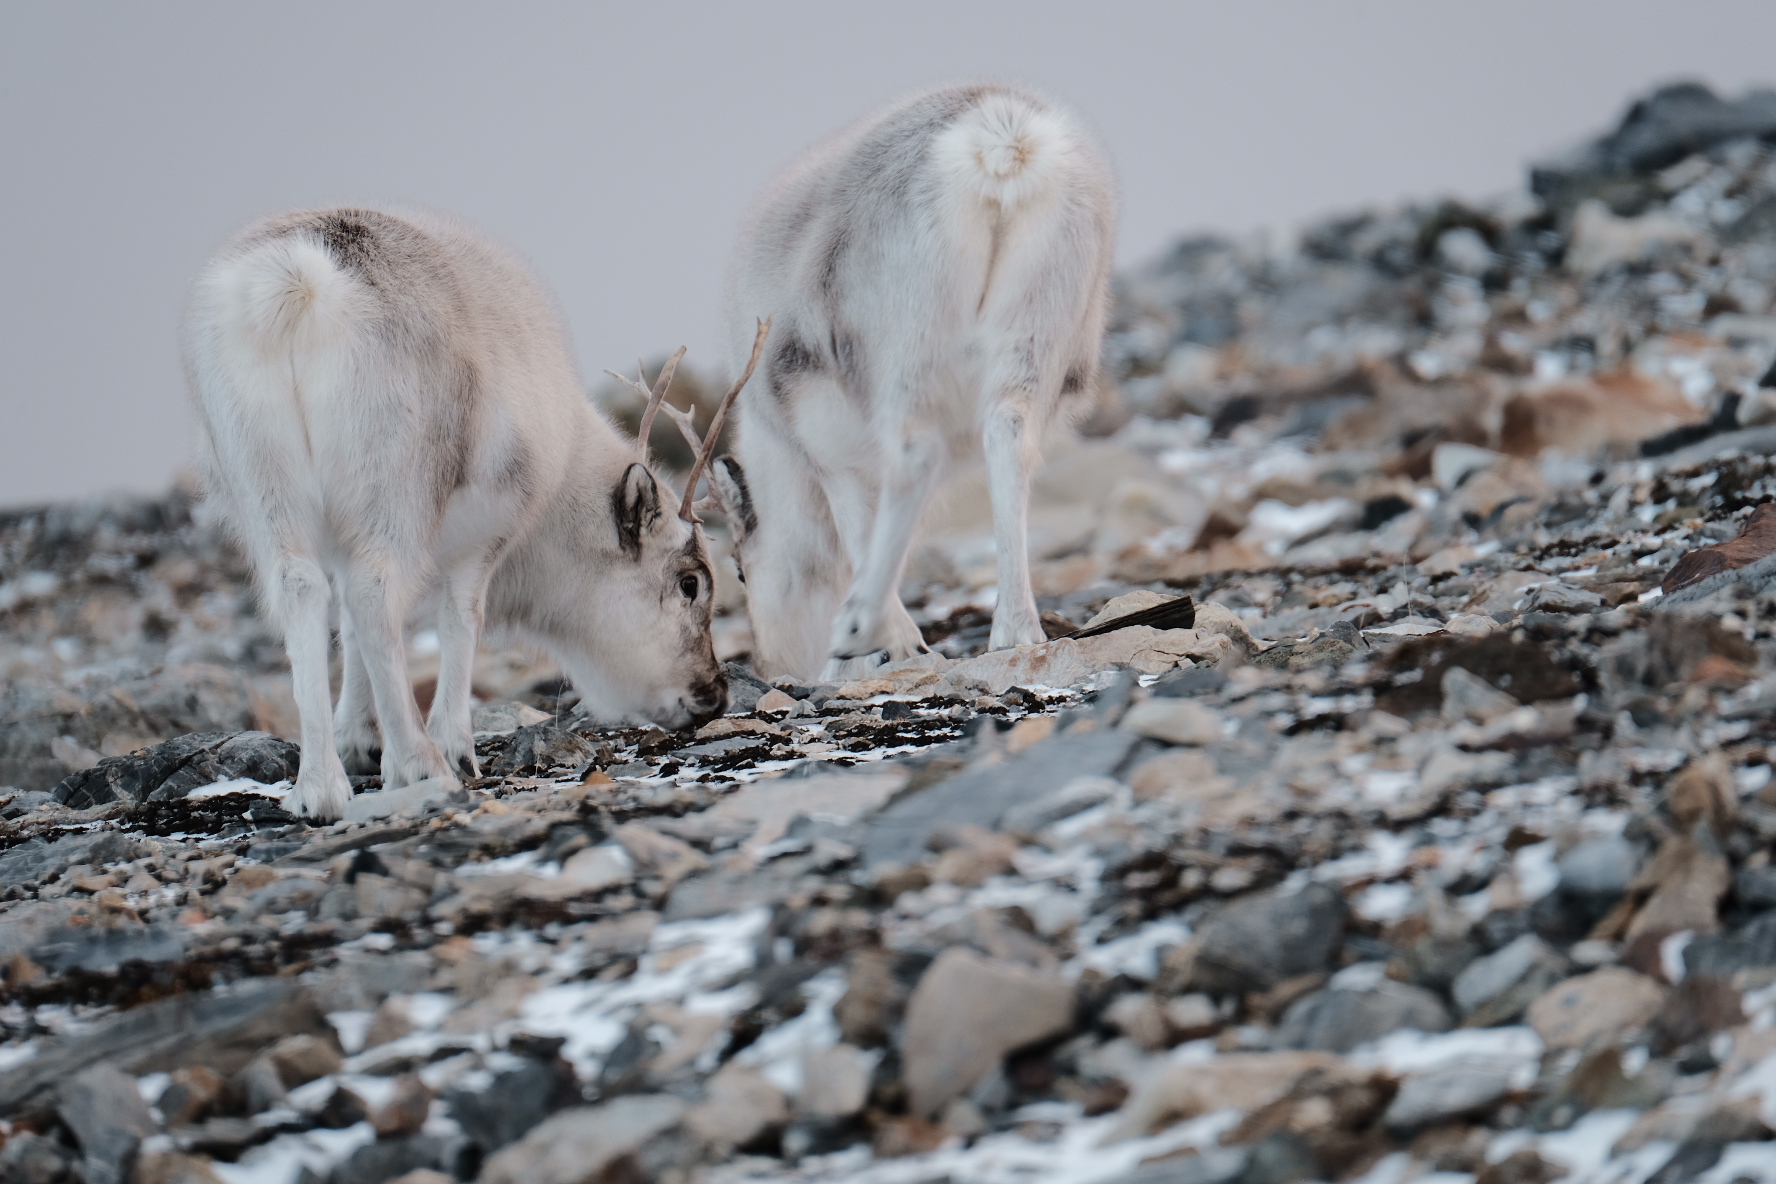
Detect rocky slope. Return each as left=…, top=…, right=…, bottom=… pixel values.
left=6, top=82, right=1776, bottom=1184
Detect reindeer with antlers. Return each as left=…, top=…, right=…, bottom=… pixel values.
left=186, top=206, right=768, bottom=820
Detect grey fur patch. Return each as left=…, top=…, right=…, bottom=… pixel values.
left=713, top=456, right=758, bottom=540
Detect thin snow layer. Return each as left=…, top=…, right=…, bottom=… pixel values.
left=209, top=1123, right=374, bottom=1184
left=708, top=1108, right=1243, bottom=1184
left=518, top=906, right=774, bottom=1079
left=1350, top=1025, right=1544, bottom=1077
left=187, top=777, right=290, bottom=800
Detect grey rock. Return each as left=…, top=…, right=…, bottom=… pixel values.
left=3, top=662, right=261, bottom=794
left=901, top=948, right=1075, bottom=1117
left=723, top=662, right=771, bottom=714
left=0, top=833, right=98, bottom=887
left=1150, top=665, right=1227, bottom=698
left=53, top=729, right=298, bottom=808
left=328, top=1133, right=459, bottom=1184
left=0, top=1132, right=76, bottom=1183
left=0, top=978, right=323, bottom=1112
left=342, top=778, right=467, bottom=823
left=477, top=1095, right=685, bottom=1184
left=1001, top=775, right=1116, bottom=834
left=444, top=1057, right=575, bottom=1154
left=483, top=724, right=601, bottom=778
left=1685, top=910, right=1776, bottom=980
left=1189, top=883, right=1348, bottom=995
left=469, top=700, right=551, bottom=736
left=0, top=789, right=54, bottom=818
left=0, top=898, right=185, bottom=975
left=1122, top=1146, right=1251, bottom=1184
left=1538, top=82, right=1776, bottom=182
left=1275, top=981, right=1452, bottom=1053
left=58, top=1064, right=157, bottom=1184
left=1558, top=836, right=1641, bottom=898
left=1384, top=1063, right=1517, bottom=1129
left=1452, top=934, right=1567, bottom=1025
left=307, top=950, right=434, bottom=1013
left=862, top=729, right=1138, bottom=867
left=1523, top=582, right=1604, bottom=613
left=1734, top=867, right=1776, bottom=910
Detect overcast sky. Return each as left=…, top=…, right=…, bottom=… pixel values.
left=3, top=1, right=1775, bottom=505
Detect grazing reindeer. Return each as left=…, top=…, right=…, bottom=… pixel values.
left=186, top=206, right=768, bottom=820
left=711, top=84, right=1117, bottom=681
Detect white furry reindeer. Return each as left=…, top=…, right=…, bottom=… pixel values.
left=185, top=206, right=770, bottom=820
left=711, top=84, right=1117, bottom=681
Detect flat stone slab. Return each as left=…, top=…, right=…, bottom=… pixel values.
left=343, top=778, right=465, bottom=823
left=861, top=728, right=1138, bottom=867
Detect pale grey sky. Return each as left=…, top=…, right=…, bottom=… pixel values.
left=3, top=1, right=1774, bottom=505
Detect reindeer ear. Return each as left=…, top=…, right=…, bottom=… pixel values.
left=614, top=463, right=666, bottom=556
left=711, top=456, right=756, bottom=542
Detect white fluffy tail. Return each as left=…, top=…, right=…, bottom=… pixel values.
left=222, top=234, right=360, bottom=354
left=932, top=90, right=1076, bottom=209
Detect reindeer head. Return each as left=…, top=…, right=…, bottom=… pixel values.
left=558, top=320, right=770, bottom=731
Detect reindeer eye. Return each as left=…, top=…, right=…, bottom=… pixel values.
left=678, top=574, right=700, bottom=600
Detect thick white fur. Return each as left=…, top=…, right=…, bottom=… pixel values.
left=187, top=208, right=726, bottom=820
left=720, top=85, right=1117, bottom=681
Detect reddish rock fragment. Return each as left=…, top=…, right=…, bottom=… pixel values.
left=1663, top=504, right=1776, bottom=593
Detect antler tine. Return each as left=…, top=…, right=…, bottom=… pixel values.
left=664, top=403, right=739, bottom=516
left=629, top=345, right=687, bottom=457
left=679, top=317, right=771, bottom=523
left=660, top=402, right=704, bottom=454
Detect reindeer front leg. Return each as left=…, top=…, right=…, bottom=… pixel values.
left=827, top=431, right=942, bottom=667
left=983, top=397, right=1044, bottom=650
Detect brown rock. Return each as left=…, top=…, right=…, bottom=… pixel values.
left=1106, top=993, right=1173, bottom=1051
left=873, top=1115, right=948, bottom=1158
left=1624, top=837, right=1729, bottom=941
left=929, top=827, right=1018, bottom=887
left=1224, top=1065, right=1398, bottom=1180
left=1501, top=369, right=1699, bottom=460
left=134, top=1151, right=228, bottom=1184
left=612, top=823, right=709, bottom=888
left=1667, top=752, right=1737, bottom=839
left=353, top=873, right=426, bottom=920
left=1106, top=1051, right=1341, bottom=1142
left=363, top=997, right=416, bottom=1050
left=900, top=948, right=1075, bottom=1117
left=1120, top=698, right=1224, bottom=746
left=1476, top=1147, right=1571, bottom=1184
left=157, top=1065, right=226, bottom=1126
left=266, top=1033, right=342, bottom=1089
left=753, top=688, right=798, bottom=713
left=371, top=1072, right=434, bottom=1138
left=1664, top=503, right=1776, bottom=593
left=1527, top=967, right=1666, bottom=1050
left=478, top=1094, right=685, bottom=1184
left=684, top=1062, right=788, bottom=1151
left=1650, top=974, right=1744, bottom=1054
left=1128, top=749, right=1236, bottom=805
left=799, top=1044, right=874, bottom=1119
left=836, top=949, right=905, bottom=1048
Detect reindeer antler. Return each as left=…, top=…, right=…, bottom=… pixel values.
left=679, top=318, right=771, bottom=524
left=605, top=345, right=687, bottom=459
